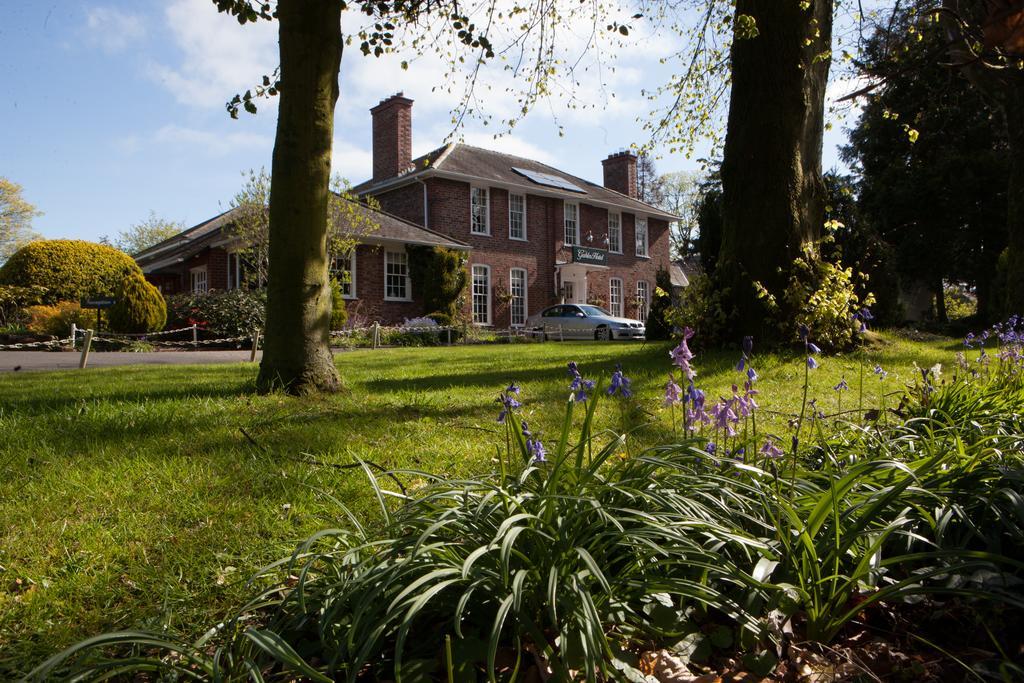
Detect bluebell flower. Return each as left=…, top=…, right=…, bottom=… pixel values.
left=798, top=324, right=810, bottom=341
left=496, top=384, right=522, bottom=423
left=807, top=356, right=819, bottom=370
left=664, top=375, right=682, bottom=406
left=873, top=364, right=888, bottom=380
left=746, top=367, right=758, bottom=383
left=735, top=357, right=746, bottom=372
left=759, top=440, right=784, bottom=460
left=705, top=442, right=717, bottom=455
left=808, top=342, right=821, bottom=355
left=833, top=377, right=850, bottom=392
left=526, top=438, right=547, bottom=464
left=567, top=361, right=596, bottom=402
left=607, top=364, right=633, bottom=398
left=743, top=336, right=754, bottom=356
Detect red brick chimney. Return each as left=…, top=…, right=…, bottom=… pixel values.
left=601, top=151, right=638, bottom=199
left=371, top=93, right=414, bottom=181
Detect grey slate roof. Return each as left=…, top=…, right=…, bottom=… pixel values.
left=135, top=198, right=468, bottom=273
left=352, top=143, right=680, bottom=221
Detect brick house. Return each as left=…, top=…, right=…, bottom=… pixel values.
left=352, top=93, right=678, bottom=328
left=134, top=199, right=470, bottom=324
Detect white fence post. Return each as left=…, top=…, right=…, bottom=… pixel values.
left=191, top=324, right=198, bottom=350
left=70, top=323, right=77, bottom=349
left=372, top=322, right=380, bottom=349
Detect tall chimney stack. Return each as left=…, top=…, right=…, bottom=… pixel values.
left=601, top=151, right=638, bottom=199
left=371, top=93, right=414, bottom=181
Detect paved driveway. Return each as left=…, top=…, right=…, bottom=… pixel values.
left=0, top=350, right=263, bottom=372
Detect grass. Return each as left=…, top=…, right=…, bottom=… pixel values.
left=0, top=332, right=960, bottom=677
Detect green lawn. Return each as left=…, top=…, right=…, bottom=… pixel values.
left=0, top=333, right=961, bottom=677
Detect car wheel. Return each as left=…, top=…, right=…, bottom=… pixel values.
left=596, top=326, right=612, bottom=341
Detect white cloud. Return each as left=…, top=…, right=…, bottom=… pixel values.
left=149, top=0, right=277, bottom=109
left=331, top=138, right=373, bottom=183
left=153, top=124, right=271, bottom=156
left=83, top=6, right=146, bottom=54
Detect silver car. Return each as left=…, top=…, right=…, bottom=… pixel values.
left=527, top=304, right=646, bottom=341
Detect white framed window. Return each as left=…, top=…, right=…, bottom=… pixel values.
left=331, top=249, right=357, bottom=299
left=471, top=186, right=490, bottom=235
left=635, top=218, right=649, bottom=257
left=608, top=212, right=622, bottom=253
left=636, top=280, right=650, bottom=322
left=563, top=202, right=579, bottom=246
left=562, top=281, right=575, bottom=303
left=190, top=266, right=208, bottom=294
left=510, top=268, right=527, bottom=327
left=384, top=250, right=411, bottom=301
left=472, top=264, right=491, bottom=325
left=509, top=193, right=527, bottom=241
left=609, top=278, right=623, bottom=317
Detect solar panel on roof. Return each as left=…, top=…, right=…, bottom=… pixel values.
left=511, top=167, right=587, bottom=194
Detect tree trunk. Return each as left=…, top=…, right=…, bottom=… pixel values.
left=256, top=0, right=342, bottom=394
left=934, top=278, right=948, bottom=323
left=1003, top=77, right=1024, bottom=315
left=717, top=0, right=833, bottom=340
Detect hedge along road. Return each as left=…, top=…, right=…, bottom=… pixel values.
left=0, top=350, right=265, bottom=372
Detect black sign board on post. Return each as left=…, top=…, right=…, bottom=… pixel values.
left=80, top=298, right=116, bottom=332
left=572, top=246, right=607, bottom=266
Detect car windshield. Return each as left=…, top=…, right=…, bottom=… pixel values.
left=578, top=305, right=611, bottom=317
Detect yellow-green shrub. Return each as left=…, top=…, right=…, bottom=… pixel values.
left=109, top=272, right=167, bottom=333
left=24, top=302, right=91, bottom=336
left=329, top=277, right=348, bottom=330
left=0, top=240, right=141, bottom=305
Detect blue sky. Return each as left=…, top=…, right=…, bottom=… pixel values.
left=2, top=1, right=858, bottom=242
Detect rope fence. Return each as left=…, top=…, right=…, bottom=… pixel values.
left=1, top=321, right=560, bottom=367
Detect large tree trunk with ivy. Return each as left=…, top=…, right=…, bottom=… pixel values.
left=716, top=0, right=833, bottom=341
left=256, top=0, right=342, bottom=394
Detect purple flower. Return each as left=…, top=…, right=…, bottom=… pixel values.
left=873, top=364, right=888, bottom=380
left=607, top=364, right=633, bottom=398
left=710, top=399, right=738, bottom=436
left=735, top=357, right=746, bottom=372
left=496, top=384, right=522, bottom=423
left=664, top=375, right=682, bottom=406
left=567, top=362, right=596, bottom=402
left=670, top=329, right=698, bottom=381
left=742, top=336, right=754, bottom=356
left=807, top=356, right=819, bottom=370
left=808, top=342, right=821, bottom=355
left=759, top=440, right=784, bottom=460
left=833, top=377, right=849, bottom=392
left=705, top=442, right=717, bottom=455
left=798, top=324, right=810, bottom=341
left=526, top=438, right=547, bottom=463
left=860, top=308, right=874, bottom=321
left=746, top=367, right=758, bottom=383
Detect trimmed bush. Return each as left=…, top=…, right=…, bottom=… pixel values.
left=0, top=240, right=142, bottom=305
left=329, top=277, right=348, bottom=330
left=108, top=272, right=167, bottom=333
left=23, top=301, right=91, bottom=336
left=167, top=289, right=266, bottom=338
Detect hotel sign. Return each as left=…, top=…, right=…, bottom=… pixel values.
left=572, top=246, right=607, bottom=266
